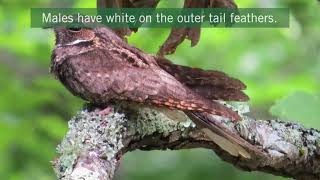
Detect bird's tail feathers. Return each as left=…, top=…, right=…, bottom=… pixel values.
left=186, top=112, right=265, bottom=159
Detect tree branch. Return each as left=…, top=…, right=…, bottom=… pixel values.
left=52, top=103, right=320, bottom=180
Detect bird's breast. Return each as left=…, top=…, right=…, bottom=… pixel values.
left=54, top=57, right=113, bottom=104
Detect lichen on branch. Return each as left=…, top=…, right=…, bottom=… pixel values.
left=53, top=104, right=320, bottom=180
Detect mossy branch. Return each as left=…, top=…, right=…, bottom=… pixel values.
left=52, top=103, right=320, bottom=180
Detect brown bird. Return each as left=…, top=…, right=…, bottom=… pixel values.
left=51, top=27, right=263, bottom=158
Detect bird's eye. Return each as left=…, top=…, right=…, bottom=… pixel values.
left=68, top=27, right=82, bottom=32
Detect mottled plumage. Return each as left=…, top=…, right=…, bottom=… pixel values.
left=51, top=27, right=264, bottom=158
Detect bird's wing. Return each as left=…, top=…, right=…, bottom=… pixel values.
left=156, top=57, right=249, bottom=101
left=108, top=66, right=241, bottom=121
left=66, top=50, right=240, bottom=121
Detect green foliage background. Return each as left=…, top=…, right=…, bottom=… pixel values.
left=0, top=0, right=319, bottom=179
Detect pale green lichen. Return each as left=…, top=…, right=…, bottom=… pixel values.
left=55, top=110, right=128, bottom=178
left=132, top=107, right=195, bottom=138
left=122, top=101, right=246, bottom=140
left=54, top=153, right=78, bottom=177
left=217, top=101, right=251, bottom=116
left=57, top=110, right=127, bottom=158
left=55, top=105, right=197, bottom=179
left=54, top=101, right=320, bottom=179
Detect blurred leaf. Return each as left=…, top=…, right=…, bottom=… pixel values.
left=37, top=116, right=68, bottom=140
left=270, top=91, right=320, bottom=128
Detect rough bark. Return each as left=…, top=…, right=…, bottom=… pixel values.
left=53, top=103, right=320, bottom=180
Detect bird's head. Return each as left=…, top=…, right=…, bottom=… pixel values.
left=54, top=27, right=96, bottom=47
left=54, top=26, right=122, bottom=48
left=51, top=26, right=124, bottom=72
